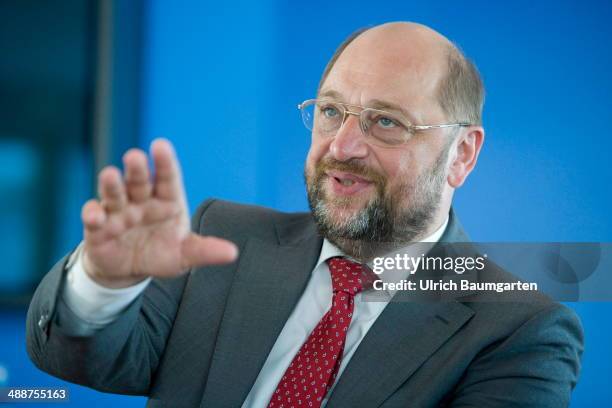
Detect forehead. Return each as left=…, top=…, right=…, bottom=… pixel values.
left=321, top=28, right=448, bottom=117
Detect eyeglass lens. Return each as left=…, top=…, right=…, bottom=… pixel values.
left=301, top=100, right=410, bottom=146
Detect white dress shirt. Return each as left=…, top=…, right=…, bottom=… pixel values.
left=61, top=217, right=448, bottom=407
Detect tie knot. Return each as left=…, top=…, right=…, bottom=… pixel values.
left=327, top=257, right=375, bottom=296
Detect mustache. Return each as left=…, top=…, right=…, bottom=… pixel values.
left=314, top=158, right=386, bottom=187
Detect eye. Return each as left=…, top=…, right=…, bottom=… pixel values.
left=321, top=106, right=340, bottom=118
left=376, top=116, right=398, bottom=128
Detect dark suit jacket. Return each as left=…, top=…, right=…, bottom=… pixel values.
left=26, top=199, right=584, bottom=407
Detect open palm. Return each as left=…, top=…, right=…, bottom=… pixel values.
left=81, top=139, right=237, bottom=288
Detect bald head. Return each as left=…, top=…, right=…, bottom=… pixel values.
left=343, top=22, right=453, bottom=71
left=318, top=22, right=484, bottom=125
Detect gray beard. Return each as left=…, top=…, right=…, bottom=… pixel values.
left=306, top=147, right=449, bottom=261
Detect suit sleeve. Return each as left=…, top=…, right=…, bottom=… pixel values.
left=25, top=198, right=218, bottom=396
left=448, top=304, right=584, bottom=408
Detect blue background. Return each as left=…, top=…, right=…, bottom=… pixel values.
left=1, top=0, right=611, bottom=406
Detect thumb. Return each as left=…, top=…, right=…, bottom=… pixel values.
left=181, top=233, right=239, bottom=269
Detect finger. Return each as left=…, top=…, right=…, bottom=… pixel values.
left=98, top=166, right=127, bottom=212
left=181, top=234, right=239, bottom=269
left=82, top=199, right=112, bottom=245
left=123, top=148, right=152, bottom=203
left=81, top=199, right=106, bottom=231
left=151, top=138, right=185, bottom=202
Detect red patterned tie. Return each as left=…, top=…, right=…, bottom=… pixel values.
left=267, top=257, right=375, bottom=408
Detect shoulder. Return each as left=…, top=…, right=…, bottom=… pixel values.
left=442, top=241, right=584, bottom=341
left=191, top=198, right=316, bottom=244
left=460, top=258, right=583, bottom=345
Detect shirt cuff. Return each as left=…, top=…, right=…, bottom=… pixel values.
left=61, top=243, right=151, bottom=326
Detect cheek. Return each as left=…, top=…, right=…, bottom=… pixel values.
left=393, top=154, right=413, bottom=178
left=372, top=149, right=412, bottom=182
left=374, top=143, right=433, bottom=185
left=306, top=137, right=330, bottom=172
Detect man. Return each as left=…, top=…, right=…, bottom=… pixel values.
left=26, top=22, right=583, bottom=407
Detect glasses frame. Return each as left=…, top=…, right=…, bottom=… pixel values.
left=297, top=98, right=472, bottom=146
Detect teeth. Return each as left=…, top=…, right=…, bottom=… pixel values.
left=340, top=179, right=355, bottom=186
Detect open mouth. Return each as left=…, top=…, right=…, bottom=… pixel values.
left=326, top=170, right=374, bottom=195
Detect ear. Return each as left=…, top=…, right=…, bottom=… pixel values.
left=447, top=126, right=485, bottom=188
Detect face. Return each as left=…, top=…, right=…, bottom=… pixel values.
left=304, top=26, right=455, bottom=253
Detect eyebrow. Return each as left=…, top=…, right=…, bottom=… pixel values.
left=318, top=89, right=418, bottom=124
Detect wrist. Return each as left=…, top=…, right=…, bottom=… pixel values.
left=82, top=249, right=148, bottom=289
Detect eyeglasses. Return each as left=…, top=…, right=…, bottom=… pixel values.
left=297, top=98, right=471, bottom=147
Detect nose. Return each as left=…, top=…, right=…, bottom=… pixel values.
left=329, top=112, right=368, bottom=161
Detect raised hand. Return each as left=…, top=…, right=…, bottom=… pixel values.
left=80, top=139, right=237, bottom=288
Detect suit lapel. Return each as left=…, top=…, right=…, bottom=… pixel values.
left=200, top=220, right=323, bottom=407
left=326, top=207, right=475, bottom=407
left=326, top=301, right=474, bottom=408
